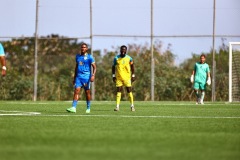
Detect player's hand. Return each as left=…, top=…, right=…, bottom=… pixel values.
left=131, top=74, right=136, bottom=83
left=90, top=75, right=95, bottom=82
left=131, top=77, right=135, bottom=82
left=112, top=77, right=116, bottom=83
left=207, top=77, right=211, bottom=85
left=190, top=75, right=194, bottom=83
left=1, top=69, right=6, bottom=76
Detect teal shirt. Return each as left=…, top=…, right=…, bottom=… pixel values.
left=0, top=43, right=5, bottom=56
left=194, top=62, right=210, bottom=83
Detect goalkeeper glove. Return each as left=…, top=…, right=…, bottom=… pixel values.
left=207, top=77, right=211, bottom=85
left=190, top=75, right=194, bottom=83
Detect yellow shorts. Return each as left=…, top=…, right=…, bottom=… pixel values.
left=116, top=79, right=132, bottom=87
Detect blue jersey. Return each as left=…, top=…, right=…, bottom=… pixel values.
left=75, top=53, right=95, bottom=79
left=0, top=43, right=5, bottom=56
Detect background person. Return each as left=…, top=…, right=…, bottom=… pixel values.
left=190, top=54, right=211, bottom=104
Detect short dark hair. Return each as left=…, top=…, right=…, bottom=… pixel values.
left=81, top=42, right=88, bottom=48
left=200, top=54, right=206, bottom=58
left=120, top=45, right=127, bottom=50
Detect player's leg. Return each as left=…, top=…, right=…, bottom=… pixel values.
left=85, top=89, right=91, bottom=113
left=200, top=90, right=205, bottom=104
left=66, top=87, right=81, bottom=113
left=67, top=77, right=82, bottom=113
left=193, top=82, right=201, bottom=104
left=114, top=86, right=122, bottom=111
left=83, top=80, right=92, bottom=113
left=114, top=79, right=123, bottom=111
left=199, top=83, right=207, bottom=104
left=125, top=78, right=135, bottom=111
left=126, top=87, right=135, bottom=111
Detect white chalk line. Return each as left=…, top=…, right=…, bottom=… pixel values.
left=0, top=110, right=239, bottom=119
left=0, top=110, right=41, bottom=116
left=41, top=114, right=240, bottom=119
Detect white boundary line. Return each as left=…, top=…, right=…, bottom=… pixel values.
left=0, top=110, right=239, bottom=119
left=41, top=115, right=240, bottom=119
left=0, top=110, right=41, bottom=116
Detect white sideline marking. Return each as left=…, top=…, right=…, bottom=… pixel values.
left=42, top=114, right=240, bottom=119
left=0, top=110, right=41, bottom=116
left=0, top=110, right=239, bottom=119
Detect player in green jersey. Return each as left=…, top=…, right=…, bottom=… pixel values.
left=190, top=54, right=211, bottom=104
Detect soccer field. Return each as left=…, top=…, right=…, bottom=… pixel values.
left=0, top=101, right=239, bottom=160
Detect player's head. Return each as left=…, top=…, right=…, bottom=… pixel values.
left=120, top=45, right=127, bottom=57
left=200, top=54, right=206, bottom=64
left=80, top=43, right=88, bottom=54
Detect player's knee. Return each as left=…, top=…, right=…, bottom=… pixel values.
left=74, top=88, right=81, bottom=93
left=116, top=87, right=122, bottom=92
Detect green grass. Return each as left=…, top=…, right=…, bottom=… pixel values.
left=0, top=101, right=239, bottom=160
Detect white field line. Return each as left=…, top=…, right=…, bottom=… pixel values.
left=0, top=110, right=41, bottom=116
left=41, top=114, right=240, bottom=119
left=1, top=110, right=239, bottom=119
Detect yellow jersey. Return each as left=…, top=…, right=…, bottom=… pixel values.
left=113, top=55, right=133, bottom=80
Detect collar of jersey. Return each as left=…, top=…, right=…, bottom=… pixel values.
left=79, top=53, right=88, bottom=56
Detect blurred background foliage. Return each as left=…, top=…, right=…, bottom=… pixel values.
left=0, top=35, right=230, bottom=101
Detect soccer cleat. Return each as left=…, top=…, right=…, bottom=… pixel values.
left=196, top=98, right=201, bottom=104
left=86, top=109, right=90, bottom=113
left=114, top=107, right=119, bottom=111
left=66, top=107, right=76, bottom=113
left=131, top=107, right=135, bottom=112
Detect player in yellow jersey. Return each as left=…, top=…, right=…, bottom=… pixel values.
left=112, top=45, right=135, bottom=111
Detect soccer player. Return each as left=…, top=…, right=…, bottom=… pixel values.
left=66, top=43, right=96, bottom=113
left=0, top=43, right=6, bottom=76
left=112, top=45, right=135, bottom=111
left=190, top=54, right=211, bottom=104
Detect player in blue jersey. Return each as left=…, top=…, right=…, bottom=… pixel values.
left=0, top=43, right=7, bottom=76
left=66, top=43, right=96, bottom=113
left=190, top=54, right=211, bottom=104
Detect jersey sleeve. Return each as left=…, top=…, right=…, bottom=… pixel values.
left=0, top=43, right=5, bottom=56
left=129, top=57, right=133, bottom=65
left=206, top=64, right=210, bottom=72
left=194, top=63, right=197, bottom=72
left=113, top=57, right=117, bottom=66
left=89, top=55, right=95, bottom=64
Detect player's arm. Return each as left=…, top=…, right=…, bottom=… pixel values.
left=112, top=65, right=116, bottom=83
left=130, top=63, right=135, bottom=82
left=73, top=63, right=77, bottom=85
left=0, top=56, right=6, bottom=76
left=207, top=71, right=211, bottom=85
left=112, top=58, right=116, bottom=83
left=90, top=62, right=96, bottom=82
left=190, top=71, right=194, bottom=83
left=190, top=64, right=196, bottom=83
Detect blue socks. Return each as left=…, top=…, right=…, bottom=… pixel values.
left=87, top=101, right=91, bottom=110
left=72, top=100, right=78, bottom=108
left=72, top=100, right=90, bottom=109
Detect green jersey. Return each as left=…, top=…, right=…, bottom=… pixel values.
left=194, top=62, right=210, bottom=83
